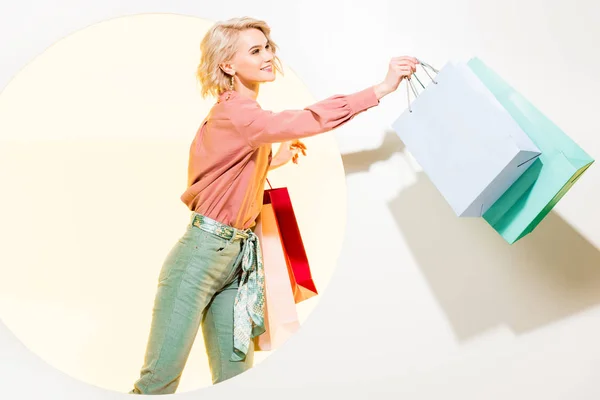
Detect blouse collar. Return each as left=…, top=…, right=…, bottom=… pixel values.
left=217, top=90, right=236, bottom=103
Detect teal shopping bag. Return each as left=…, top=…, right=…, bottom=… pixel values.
left=467, top=57, right=594, bottom=244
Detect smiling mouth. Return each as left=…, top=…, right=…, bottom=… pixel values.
left=261, top=66, right=273, bottom=72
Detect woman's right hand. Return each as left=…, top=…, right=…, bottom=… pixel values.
left=373, top=56, right=419, bottom=100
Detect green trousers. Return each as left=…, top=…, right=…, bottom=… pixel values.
left=130, top=214, right=255, bottom=394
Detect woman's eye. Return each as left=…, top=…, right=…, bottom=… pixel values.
left=252, top=49, right=259, bottom=54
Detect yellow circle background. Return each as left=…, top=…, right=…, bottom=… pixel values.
left=0, top=14, right=346, bottom=392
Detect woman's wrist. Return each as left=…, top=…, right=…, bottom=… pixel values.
left=272, top=143, right=289, bottom=161
left=373, top=82, right=393, bottom=100
left=269, top=155, right=290, bottom=170
left=270, top=146, right=291, bottom=167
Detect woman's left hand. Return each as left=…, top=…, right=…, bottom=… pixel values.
left=270, top=140, right=307, bottom=170
left=289, top=140, right=307, bottom=164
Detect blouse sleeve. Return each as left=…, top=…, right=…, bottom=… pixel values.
left=230, top=87, right=380, bottom=148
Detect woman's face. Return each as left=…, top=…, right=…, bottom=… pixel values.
left=224, top=28, right=276, bottom=87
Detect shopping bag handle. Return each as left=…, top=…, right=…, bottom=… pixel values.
left=406, top=59, right=440, bottom=113
left=266, top=178, right=273, bottom=189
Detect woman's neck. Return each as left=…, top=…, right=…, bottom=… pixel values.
left=234, top=78, right=260, bottom=101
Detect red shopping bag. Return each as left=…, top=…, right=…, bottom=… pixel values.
left=253, top=205, right=300, bottom=351
left=264, top=179, right=318, bottom=303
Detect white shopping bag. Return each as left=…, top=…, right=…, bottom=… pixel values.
left=391, top=60, right=541, bottom=217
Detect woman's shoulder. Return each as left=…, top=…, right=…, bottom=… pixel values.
left=216, top=90, right=261, bottom=107
left=210, top=91, right=266, bottom=124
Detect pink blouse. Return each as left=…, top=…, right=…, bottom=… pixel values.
left=180, top=87, right=380, bottom=230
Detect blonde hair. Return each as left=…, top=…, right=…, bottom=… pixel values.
left=197, top=17, right=284, bottom=99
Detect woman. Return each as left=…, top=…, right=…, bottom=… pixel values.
left=129, top=16, right=417, bottom=395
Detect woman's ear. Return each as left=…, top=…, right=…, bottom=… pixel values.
left=219, top=62, right=235, bottom=76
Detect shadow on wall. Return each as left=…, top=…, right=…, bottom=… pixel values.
left=341, top=129, right=406, bottom=174
left=342, top=131, right=600, bottom=341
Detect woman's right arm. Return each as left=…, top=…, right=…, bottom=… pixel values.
left=232, top=87, right=378, bottom=148
left=231, top=56, right=418, bottom=148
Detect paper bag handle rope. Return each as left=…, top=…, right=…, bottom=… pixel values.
left=266, top=177, right=273, bottom=190
left=406, top=59, right=440, bottom=113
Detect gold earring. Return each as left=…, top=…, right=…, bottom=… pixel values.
left=229, top=75, right=235, bottom=91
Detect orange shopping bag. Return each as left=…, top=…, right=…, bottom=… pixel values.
left=253, top=202, right=300, bottom=351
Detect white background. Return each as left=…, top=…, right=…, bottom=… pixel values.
left=1, top=0, right=599, bottom=399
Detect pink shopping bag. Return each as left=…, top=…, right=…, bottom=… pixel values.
left=253, top=202, right=300, bottom=351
